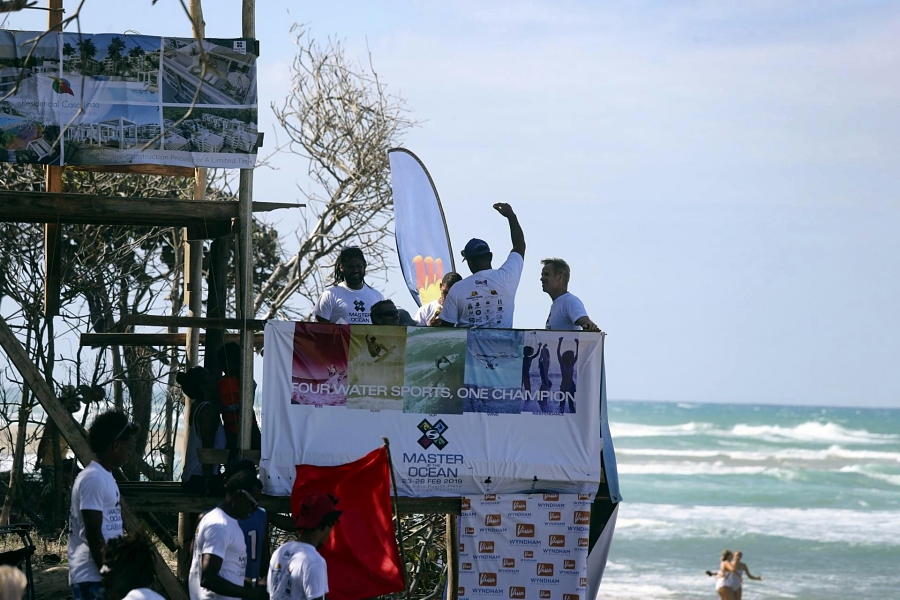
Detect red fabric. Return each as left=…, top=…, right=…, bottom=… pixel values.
left=292, top=447, right=405, bottom=600
left=218, top=377, right=258, bottom=434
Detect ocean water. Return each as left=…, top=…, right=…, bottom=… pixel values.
left=602, top=401, right=900, bottom=599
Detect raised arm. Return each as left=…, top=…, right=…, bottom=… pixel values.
left=494, top=203, right=525, bottom=257
left=557, top=337, right=563, bottom=362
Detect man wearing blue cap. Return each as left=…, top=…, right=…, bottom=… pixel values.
left=439, top=203, right=525, bottom=328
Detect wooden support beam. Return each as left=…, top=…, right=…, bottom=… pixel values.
left=80, top=332, right=264, bottom=349
left=42, top=0, right=63, bottom=318
left=0, top=190, right=299, bottom=228
left=0, top=316, right=187, bottom=600
left=114, top=315, right=267, bottom=331
left=66, top=164, right=195, bottom=178
left=446, top=514, right=459, bottom=600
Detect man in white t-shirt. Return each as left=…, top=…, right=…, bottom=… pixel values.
left=314, top=247, right=385, bottom=324
left=540, top=257, right=601, bottom=332
left=439, top=203, right=526, bottom=328
left=268, top=492, right=341, bottom=600
left=68, top=410, right=139, bottom=600
left=189, top=471, right=267, bottom=600
left=414, top=272, right=462, bottom=326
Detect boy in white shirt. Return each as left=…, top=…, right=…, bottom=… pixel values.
left=189, top=471, right=267, bottom=600
left=267, top=493, right=341, bottom=600
left=314, top=247, right=385, bottom=324
left=68, top=410, right=139, bottom=600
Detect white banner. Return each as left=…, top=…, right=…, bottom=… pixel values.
left=458, top=494, right=591, bottom=600
left=260, top=322, right=604, bottom=497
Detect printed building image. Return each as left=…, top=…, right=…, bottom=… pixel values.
left=64, top=117, right=162, bottom=150
left=162, top=38, right=256, bottom=105
left=162, top=109, right=258, bottom=154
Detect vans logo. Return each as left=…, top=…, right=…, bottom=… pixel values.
left=459, top=543, right=465, bottom=553
left=540, top=592, right=551, bottom=599
left=484, top=493, right=497, bottom=501
left=578, top=493, right=591, bottom=500
left=516, top=524, right=535, bottom=538
left=549, top=534, right=566, bottom=547
left=509, top=587, right=526, bottom=599
left=458, top=587, right=465, bottom=596
left=564, top=559, right=576, bottom=569
left=512, top=500, right=527, bottom=511
left=461, top=498, right=471, bottom=510
left=578, top=537, right=589, bottom=548
left=579, top=578, right=587, bottom=587
left=478, top=541, right=495, bottom=553
left=461, top=562, right=472, bottom=571
left=485, top=514, right=502, bottom=526
left=543, top=493, right=559, bottom=501
left=548, top=511, right=561, bottom=521
left=574, top=511, right=591, bottom=525
left=475, top=280, right=488, bottom=286
left=479, top=573, right=497, bottom=586
left=537, top=563, right=554, bottom=576
left=502, top=558, right=515, bottom=568
left=564, top=595, right=580, bottom=600
left=465, top=527, right=475, bottom=535
left=524, top=550, right=534, bottom=558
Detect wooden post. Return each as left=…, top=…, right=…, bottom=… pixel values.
left=445, top=514, right=459, bottom=600
left=0, top=316, right=188, bottom=600
left=238, top=0, right=256, bottom=454
left=43, top=0, right=64, bottom=317
left=178, top=1, right=206, bottom=582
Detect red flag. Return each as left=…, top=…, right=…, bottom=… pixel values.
left=292, top=447, right=405, bottom=600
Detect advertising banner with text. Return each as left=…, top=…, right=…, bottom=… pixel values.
left=0, top=31, right=257, bottom=168
left=458, top=494, right=591, bottom=600
left=261, top=321, right=605, bottom=497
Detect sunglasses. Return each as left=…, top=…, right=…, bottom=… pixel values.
left=240, top=489, right=260, bottom=511
left=114, top=421, right=138, bottom=442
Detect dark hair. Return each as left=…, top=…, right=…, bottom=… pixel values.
left=441, top=272, right=463, bottom=287
left=102, top=530, right=156, bottom=592
left=225, top=469, right=262, bottom=495
left=333, top=247, right=366, bottom=285
left=89, top=411, right=135, bottom=455
left=217, top=342, right=242, bottom=378
left=223, top=458, right=256, bottom=480
left=318, top=510, right=341, bottom=530
left=175, top=367, right=213, bottom=400
left=541, top=258, right=571, bottom=284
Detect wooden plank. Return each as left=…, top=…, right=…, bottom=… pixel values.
left=114, top=314, right=267, bottom=331
left=66, top=164, right=195, bottom=177
left=80, top=332, right=264, bottom=349
left=0, top=315, right=188, bottom=600
left=0, top=191, right=298, bottom=227
left=43, top=171, right=63, bottom=317
left=195, top=448, right=261, bottom=465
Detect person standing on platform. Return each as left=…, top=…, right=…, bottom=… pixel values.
left=189, top=470, right=267, bottom=600
left=68, top=411, right=139, bottom=600
left=414, top=272, right=462, bottom=326
left=314, top=247, right=385, bottom=325
left=217, top=343, right=262, bottom=453
left=439, top=203, right=525, bottom=328
left=267, top=493, right=341, bottom=600
left=540, top=258, right=601, bottom=332
left=178, top=367, right=227, bottom=495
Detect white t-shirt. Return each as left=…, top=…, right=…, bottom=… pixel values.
left=414, top=299, right=441, bottom=326
left=123, top=589, right=166, bottom=600
left=314, top=283, right=385, bottom=325
left=267, top=541, right=328, bottom=600
left=189, top=507, right=247, bottom=600
left=68, top=461, right=123, bottom=584
left=440, top=252, right=524, bottom=328
left=545, top=292, right=589, bottom=331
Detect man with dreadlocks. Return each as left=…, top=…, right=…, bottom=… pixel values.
left=314, top=247, right=385, bottom=324
left=101, top=531, right=164, bottom=600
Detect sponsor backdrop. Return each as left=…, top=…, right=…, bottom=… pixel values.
left=458, top=494, right=591, bottom=600
left=261, top=321, right=606, bottom=497
left=0, top=31, right=258, bottom=168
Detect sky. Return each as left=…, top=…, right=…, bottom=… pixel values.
left=4, top=1, right=899, bottom=408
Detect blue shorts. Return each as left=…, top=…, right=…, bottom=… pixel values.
left=71, top=581, right=107, bottom=600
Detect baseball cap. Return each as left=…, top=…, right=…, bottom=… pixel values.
left=461, top=238, right=491, bottom=262
left=294, top=492, right=341, bottom=530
